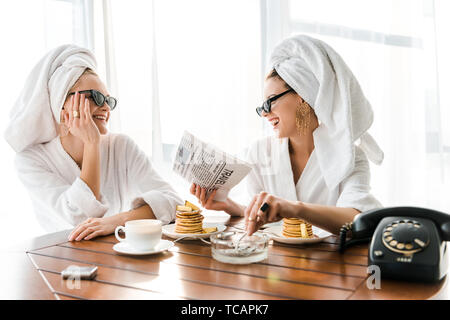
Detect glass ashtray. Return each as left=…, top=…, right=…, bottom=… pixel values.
left=210, top=231, right=269, bottom=265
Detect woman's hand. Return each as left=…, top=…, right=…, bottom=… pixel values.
left=190, top=183, right=230, bottom=212
left=68, top=215, right=123, bottom=241
left=245, top=191, right=302, bottom=235
left=64, top=91, right=100, bottom=145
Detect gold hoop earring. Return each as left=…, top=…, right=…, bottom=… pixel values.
left=296, top=100, right=311, bottom=135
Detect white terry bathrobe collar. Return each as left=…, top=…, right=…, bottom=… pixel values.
left=270, top=35, right=384, bottom=190
left=255, top=136, right=315, bottom=202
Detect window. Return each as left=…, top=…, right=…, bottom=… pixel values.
left=0, top=0, right=93, bottom=238
left=106, top=0, right=264, bottom=190
left=2, top=0, right=449, bottom=240
left=1, top=0, right=265, bottom=238
left=262, top=0, right=450, bottom=210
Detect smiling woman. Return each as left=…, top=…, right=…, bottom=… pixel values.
left=4, top=44, right=183, bottom=240
left=191, top=35, right=383, bottom=237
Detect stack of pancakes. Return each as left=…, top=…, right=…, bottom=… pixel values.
left=282, top=218, right=314, bottom=238
left=175, top=201, right=204, bottom=234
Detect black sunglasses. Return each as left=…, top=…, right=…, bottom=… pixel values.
left=256, top=89, right=294, bottom=117
left=67, top=89, right=117, bottom=111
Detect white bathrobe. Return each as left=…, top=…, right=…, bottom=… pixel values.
left=245, top=136, right=381, bottom=212
left=15, top=133, right=183, bottom=232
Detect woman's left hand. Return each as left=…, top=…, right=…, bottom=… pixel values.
left=64, top=92, right=101, bottom=146
left=68, top=215, right=123, bottom=241
left=245, top=192, right=301, bottom=235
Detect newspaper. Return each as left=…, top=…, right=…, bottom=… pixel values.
left=173, top=131, right=252, bottom=202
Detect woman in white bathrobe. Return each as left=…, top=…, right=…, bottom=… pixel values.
left=5, top=45, right=182, bottom=240
left=191, top=35, right=384, bottom=236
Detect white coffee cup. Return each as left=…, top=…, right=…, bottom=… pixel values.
left=115, top=219, right=162, bottom=251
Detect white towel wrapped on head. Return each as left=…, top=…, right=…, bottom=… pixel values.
left=4, top=44, right=184, bottom=232
left=4, top=44, right=97, bottom=153
left=270, top=34, right=384, bottom=189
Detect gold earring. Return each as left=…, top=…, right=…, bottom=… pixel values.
left=296, top=100, right=311, bottom=135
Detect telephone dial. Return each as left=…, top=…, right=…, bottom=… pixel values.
left=339, top=206, right=450, bottom=282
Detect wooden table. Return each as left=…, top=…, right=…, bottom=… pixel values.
left=2, top=217, right=448, bottom=300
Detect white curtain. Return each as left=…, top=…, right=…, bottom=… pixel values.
left=2, top=0, right=449, bottom=241
left=262, top=0, right=450, bottom=213
left=104, top=0, right=263, bottom=192
left=0, top=0, right=96, bottom=239
left=0, top=0, right=264, bottom=239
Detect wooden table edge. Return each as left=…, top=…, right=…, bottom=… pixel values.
left=4, top=224, right=450, bottom=300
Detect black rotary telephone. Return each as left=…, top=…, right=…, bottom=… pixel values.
left=339, top=206, right=450, bottom=282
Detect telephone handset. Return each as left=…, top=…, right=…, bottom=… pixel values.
left=339, top=206, right=450, bottom=282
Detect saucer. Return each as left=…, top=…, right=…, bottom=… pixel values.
left=265, top=225, right=332, bottom=244
left=162, top=223, right=226, bottom=240
left=112, top=239, right=174, bottom=255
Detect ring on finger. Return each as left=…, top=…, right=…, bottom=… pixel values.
left=73, top=110, right=80, bottom=118
left=260, top=202, right=269, bottom=212
left=256, top=213, right=265, bottom=223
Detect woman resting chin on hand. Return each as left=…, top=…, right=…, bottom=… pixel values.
left=61, top=78, right=165, bottom=242
left=8, top=45, right=182, bottom=240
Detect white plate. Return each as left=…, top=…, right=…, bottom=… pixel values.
left=113, top=239, right=174, bottom=255
left=201, top=210, right=231, bottom=225
left=265, top=225, right=332, bottom=244
left=162, top=223, right=226, bottom=240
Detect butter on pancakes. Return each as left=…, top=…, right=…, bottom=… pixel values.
left=282, top=218, right=314, bottom=238
left=175, top=201, right=217, bottom=234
